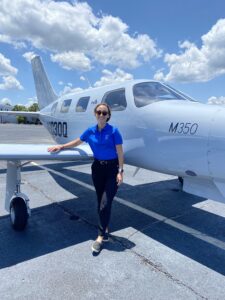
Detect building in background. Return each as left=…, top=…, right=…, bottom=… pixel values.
left=0, top=103, right=41, bottom=124
left=0, top=104, right=17, bottom=124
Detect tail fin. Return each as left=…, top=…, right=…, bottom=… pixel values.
left=31, top=56, right=57, bottom=109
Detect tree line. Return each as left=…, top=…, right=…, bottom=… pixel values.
left=12, top=103, right=40, bottom=124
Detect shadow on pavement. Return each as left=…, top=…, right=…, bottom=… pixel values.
left=0, top=161, right=224, bottom=276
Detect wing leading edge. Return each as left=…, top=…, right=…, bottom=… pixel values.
left=0, top=144, right=93, bottom=161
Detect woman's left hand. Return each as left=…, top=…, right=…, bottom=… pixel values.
left=117, top=173, right=123, bottom=186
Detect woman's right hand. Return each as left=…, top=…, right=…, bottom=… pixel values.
left=47, top=145, right=64, bottom=152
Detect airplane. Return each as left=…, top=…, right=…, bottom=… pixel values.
left=0, top=55, right=225, bottom=231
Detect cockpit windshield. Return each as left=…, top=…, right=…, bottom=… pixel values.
left=163, top=83, right=196, bottom=102
left=133, top=82, right=193, bottom=108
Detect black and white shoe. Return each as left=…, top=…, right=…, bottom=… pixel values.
left=91, top=241, right=102, bottom=253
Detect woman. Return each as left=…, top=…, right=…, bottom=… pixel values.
left=48, top=103, right=124, bottom=253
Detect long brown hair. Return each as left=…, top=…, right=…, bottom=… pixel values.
left=94, top=103, right=111, bottom=122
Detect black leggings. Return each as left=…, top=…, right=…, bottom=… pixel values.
left=91, top=159, right=118, bottom=236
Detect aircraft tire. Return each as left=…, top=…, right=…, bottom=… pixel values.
left=178, top=176, right=183, bottom=186
left=10, top=197, right=28, bottom=231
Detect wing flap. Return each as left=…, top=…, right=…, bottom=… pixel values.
left=0, top=144, right=93, bottom=161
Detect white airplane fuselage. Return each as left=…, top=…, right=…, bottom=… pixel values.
left=29, top=55, right=225, bottom=203
left=39, top=80, right=225, bottom=193
left=0, top=57, right=225, bottom=230
left=2, top=55, right=225, bottom=232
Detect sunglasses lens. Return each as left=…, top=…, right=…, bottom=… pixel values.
left=96, top=110, right=108, bottom=116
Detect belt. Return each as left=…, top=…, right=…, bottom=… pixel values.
left=94, top=158, right=118, bottom=165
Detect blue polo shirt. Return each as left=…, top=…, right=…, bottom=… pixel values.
left=80, top=123, right=123, bottom=160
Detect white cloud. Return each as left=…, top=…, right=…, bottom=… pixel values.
left=153, top=69, right=165, bottom=81
left=23, top=51, right=37, bottom=63
left=58, top=81, right=73, bottom=87
left=0, top=97, right=12, bottom=105
left=94, top=68, right=133, bottom=87
left=0, top=34, right=26, bottom=48
left=155, top=18, right=225, bottom=83
left=0, top=53, right=17, bottom=76
left=0, top=53, right=23, bottom=90
left=93, top=16, right=160, bottom=68
left=58, top=68, right=133, bottom=95
left=59, top=85, right=84, bottom=96
left=208, top=96, right=225, bottom=105
left=0, top=75, right=23, bottom=90
left=0, top=0, right=160, bottom=71
left=25, top=96, right=38, bottom=107
left=51, top=52, right=91, bottom=72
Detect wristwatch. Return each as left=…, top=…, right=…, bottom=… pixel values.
left=118, top=168, right=124, bottom=174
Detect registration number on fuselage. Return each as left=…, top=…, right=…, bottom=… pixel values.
left=169, top=122, right=198, bottom=135
left=47, top=121, right=68, bottom=137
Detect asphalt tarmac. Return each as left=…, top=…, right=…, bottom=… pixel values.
left=0, top=124, right=225, bottom=299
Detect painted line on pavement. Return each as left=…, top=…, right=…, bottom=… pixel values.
left=31, top=161, right=225, bottom=251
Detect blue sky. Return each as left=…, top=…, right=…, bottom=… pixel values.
left=0, top=0, right=225, bottom=106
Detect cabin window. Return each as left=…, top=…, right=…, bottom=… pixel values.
left=133, top=82, right=187, bottom=108
left=102, top=88, right=127, bottom=111
left=51, top=102, right=58, bottom=115
left=60, top=99, right=72, bottom=113
left=76, top=96, right=90, bottom=112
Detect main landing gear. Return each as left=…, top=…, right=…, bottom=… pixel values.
left=10, top=195, right=29, bottom=231
left=178, top=176, right=183, bottom=186
left=6, top=161, right=31, bottom=231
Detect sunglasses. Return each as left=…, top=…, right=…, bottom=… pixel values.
left=96, top=110, right=108, bottom=116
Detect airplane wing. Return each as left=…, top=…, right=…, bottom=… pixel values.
left=0, top=144, right=93, bottom=161
left=0, top=111, right=40, bottom=118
